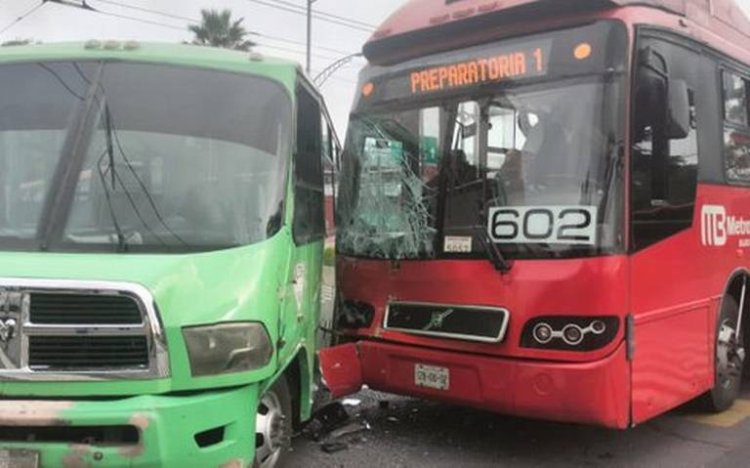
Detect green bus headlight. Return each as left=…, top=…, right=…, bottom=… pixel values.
left=183, top=322, right=273, bottom=377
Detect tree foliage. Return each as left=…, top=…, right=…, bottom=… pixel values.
left=188, top=9, right=255, bottom=51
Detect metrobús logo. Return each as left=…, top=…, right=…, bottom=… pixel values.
left=701, top=205, right=750, bottom=247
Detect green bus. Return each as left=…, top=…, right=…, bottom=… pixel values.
left=0, top=41, right=336, bottom=467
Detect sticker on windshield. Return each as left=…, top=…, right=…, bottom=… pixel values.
left=488, top=206, right=598, bottom=245
left=444, top=236, right=473, bottom=253
left=363, top=137, right=403, bottom=168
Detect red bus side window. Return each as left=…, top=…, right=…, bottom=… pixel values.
left=723, top=72, right=748, bottom=126
left=631, top=40, right=699, bottom=251
left=723, top=72, right=750, bottom=183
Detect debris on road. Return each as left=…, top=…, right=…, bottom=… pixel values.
left=320, top=441, right=348, bottom=454
left=302, top=400, right=373, bottom=454
left=302, top=402, right=351, bottom=441
left=314, top=402, right=351, bottom=431
left=329, top=421, right=371, bottom=439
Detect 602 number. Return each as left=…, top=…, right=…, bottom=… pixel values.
left=488, top=206, right=597, bottom=245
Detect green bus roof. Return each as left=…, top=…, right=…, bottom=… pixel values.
left=0, top=41, right=300, bottom=87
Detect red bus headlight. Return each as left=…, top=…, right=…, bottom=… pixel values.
left=532, top=322, right=554, bottom=344
left=521, top=316, right=620, bottom=351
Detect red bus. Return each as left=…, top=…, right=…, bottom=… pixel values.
left=320, top=0, right=750, bottom=428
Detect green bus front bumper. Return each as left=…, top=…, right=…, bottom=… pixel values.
left=0, top=384, right=259, bottom=467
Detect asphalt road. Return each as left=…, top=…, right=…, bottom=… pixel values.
left=287, top=385, right=750, bottom=468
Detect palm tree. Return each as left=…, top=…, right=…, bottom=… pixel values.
left=189, top=9, right=256, bottom=51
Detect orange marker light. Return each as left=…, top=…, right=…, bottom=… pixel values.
left=574, top=43, right=592, bottom=60
left=362, top=82, right=375, bottom=97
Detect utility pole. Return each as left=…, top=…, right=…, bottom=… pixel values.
left=306, top=0, right=317, bottom=75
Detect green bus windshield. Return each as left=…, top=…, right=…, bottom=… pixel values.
left=0, top=61, right=292, bottom=253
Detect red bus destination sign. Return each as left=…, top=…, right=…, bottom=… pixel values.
left=355, top=21, right=631, bottom=109
left=409, top=41, right=552, bottom=95
left=360, top=38, right=555, bottom=104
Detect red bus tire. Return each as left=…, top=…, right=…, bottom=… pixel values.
left=700, top=295, right=744, bottom=413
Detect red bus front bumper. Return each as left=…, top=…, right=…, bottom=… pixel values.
left=320, top=340, right=631, bottom=429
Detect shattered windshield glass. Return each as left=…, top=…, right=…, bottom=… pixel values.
left=337, top=110, right=441, bottom=259
left=338, top=22, right=627, bottom=261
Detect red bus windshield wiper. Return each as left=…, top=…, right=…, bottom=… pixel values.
left=475, top=222, right=512, bottom=273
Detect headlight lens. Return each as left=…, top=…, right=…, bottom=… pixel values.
left=183, top=322, right=273, bottom=377
left=521, top=316, right=620, bottom=351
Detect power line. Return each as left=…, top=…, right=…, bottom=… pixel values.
left=255, top=31, right=361, bottom=58
left=61, top=2, right=353, bottom=62
left=42, top=0, right=364, bottom=82
left=96, top=10, right=347, bottom=61
left=87, top=6, right=349, bottom=62
left=268, top=0, right=376, bottom=29
left=0, top=1, right=45, bottom=36
left=43, top=0, right=187, bottom=31
left=88, top=0, right=362, bottom=57
left=84, top=7, right=187, bottom=31
left=90, top=0, right=197, bottom=23
left=246, top=0, right=374, bottom=33
left=255, top=42, right=343, bottom=62
left=77, top=7, right=334, bottom=60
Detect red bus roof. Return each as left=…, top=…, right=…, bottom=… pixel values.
left=365, top=0, right=750, bottom=64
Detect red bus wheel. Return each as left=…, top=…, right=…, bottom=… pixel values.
left=701, top=295, right=745, bottom=412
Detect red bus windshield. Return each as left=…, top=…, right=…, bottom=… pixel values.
left=338, top=21, right=628, bottom=261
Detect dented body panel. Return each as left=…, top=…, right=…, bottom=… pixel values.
left=0, top=385, right=258, bottom=467
left=322, top=256, right=631, bottom=428
left=321, top=340, right=630, bottom=428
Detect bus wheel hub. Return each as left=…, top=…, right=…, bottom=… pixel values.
left=256, top=391, right=285, bottom=467
left=717, top=320, right=743, bottom=389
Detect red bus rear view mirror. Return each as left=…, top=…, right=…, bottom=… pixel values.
left=667, top=79, right=690, bottom=139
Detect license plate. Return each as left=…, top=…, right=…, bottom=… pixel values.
left=0, top=449, right=39, bottom=468
left=414, top=364, right=450, bottom=390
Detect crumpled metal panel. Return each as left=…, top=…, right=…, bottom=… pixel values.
left=318, top=343, right=363, bottom=399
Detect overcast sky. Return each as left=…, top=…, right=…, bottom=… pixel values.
left=0, top=0, right=403, bottom=133
left=1, top=0, right=750, bottom=135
